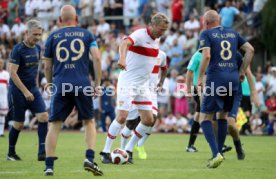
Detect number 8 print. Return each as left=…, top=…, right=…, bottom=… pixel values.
left=220, top=40, right=232, bottom=60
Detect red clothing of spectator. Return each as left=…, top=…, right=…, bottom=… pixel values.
left=266, top=97, right=276, bottom=113
left=171, top=0, right=184, bottom=24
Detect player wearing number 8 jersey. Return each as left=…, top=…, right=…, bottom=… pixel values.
left=197, top=10, right=254, bottom=168
left=43, top=5, right=103, bottom=176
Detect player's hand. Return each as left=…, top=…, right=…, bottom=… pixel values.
left=118, top=61, right=126, bottom=70
left=239, top=70, right=245, bottom=82
left=24, top=90, right=34, bottom=101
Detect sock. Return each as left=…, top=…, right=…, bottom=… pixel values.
left=0, top=116, right=5, bottom=135
left=137, top=127, right=152, bottom=146
left=8, top=127, right=21, bottom=155
left=233, top=139, right=242, bottom=153
left=120, top=126, right=132, bottom=149
left=45, top=157, right=56, bottom=170
left=38, top=122, right=48, bottom=155
left=103, top=119, right=122, bottom=153
left=217, top=119, right=228, bottom=154
left=188, top=121, right=200, bottom=147
left=86, top=149, right=95, bottom=163
left=201, top=120, right=218, bottom=158
left=125, top=123, right=151, bottom=152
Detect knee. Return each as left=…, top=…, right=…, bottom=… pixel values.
left=37, top=112, right=48, bottom=123
left=116, top=112, right=128, bottom=124
left=13, top=122, right=24, bottom=131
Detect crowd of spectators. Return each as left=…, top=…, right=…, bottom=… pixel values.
left=0, top=0, right=274, bottom=135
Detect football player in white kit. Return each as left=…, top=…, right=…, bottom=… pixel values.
left=0, top=59, right=9, bottom=137
left=120, top=50, right=167, bottom=160
left=100, top=13, right=169, bottom=164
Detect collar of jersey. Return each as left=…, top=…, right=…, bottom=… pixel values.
left=146, top=27, right=155, bottom=40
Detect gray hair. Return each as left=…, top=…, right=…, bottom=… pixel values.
left=26, top=19, right=43, bottom=31
left=151, top=12, right=169, bottom=26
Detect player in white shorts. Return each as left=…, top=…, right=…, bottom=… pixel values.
left=100, top=13, right=169, bottom=164
left=120, top=50, right=167, bottom=159
left=0, top=59, right=10, bottom=137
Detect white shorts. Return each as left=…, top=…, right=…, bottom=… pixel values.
left=0, top=97, right=8, bottom=116
left=117, top=85, right=152, bottom=111
left=126, top=90, right=158, bottom=120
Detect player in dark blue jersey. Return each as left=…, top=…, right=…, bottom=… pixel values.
left=197, top=10, right=254, bottom=168
left=43, top=5, right=103, bottom=176
left=7, top=20, right=48, bottom=161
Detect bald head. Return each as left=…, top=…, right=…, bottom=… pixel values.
left=60, top=5, right=77, bottom=23
left=203, top=10, right=220, bottom=29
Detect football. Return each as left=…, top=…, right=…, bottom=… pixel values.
left=111, top=148, right=129, bottom=164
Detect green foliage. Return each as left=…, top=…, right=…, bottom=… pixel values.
left=261, top=0, right=276, bottom=53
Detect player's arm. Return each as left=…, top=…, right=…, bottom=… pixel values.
left=157, top=66, right=168, bottom=89
left=8, top=63, right=34, bottom=101
left=198, top=48, right=210, bottom=90
left=239, top=42, right=254, bottom=76
left=186, top=70, right=194, bottom=96
left=90, top=46, right=102, bottom=87
left=43, top=58, right=53, bottom=84
left=118, top=38, right=133, bottom=70
left=246, top=67, right=260, bottom=107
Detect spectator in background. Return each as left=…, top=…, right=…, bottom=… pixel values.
left=52, top=0, right=62, bottom=20
left=7, top=0, right=18, bottom=28
left=168, top=38, right=183, bottom=67
left=184, top=13, right=200, bottom=38
left=0, top=19, right=11, bottom=45
left=93, top=0, right=104, bottom=19
left=266, top=93, right=276, bottom=135
left=123, top=0, right=139, bottom=28
left=255, top=72, right=266, bottom=111
left=155, top=0, right=169, bottom=15
left=18, top=0, right=26, bottom=21
left=173, top=75, right=188, bottom=117
left=171, top=0, right=184, bottom=27
left=11, top=17, right=26, bottom=43
left=110, top=0, right=123, bottom=28
left=183, top=30, right=197, bottom=57
left=160, top=112, right=177, bottom=133
left=266, top=67, right=276, bottom=97
left=250, top=112, right=263, bottom=135
left=175, top=113, right=189, bottom=133
left=79, top=0, right=93, bottom=27
left=96, top=17, right=111, bottom=37
left=219, top=0, right=239, bottom=29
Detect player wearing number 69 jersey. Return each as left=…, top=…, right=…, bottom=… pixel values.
left=43, top=5, right=103, bottom=176
left=197, top=10, right=254, bottom=168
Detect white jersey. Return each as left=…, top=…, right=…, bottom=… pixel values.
left=118, top=28, right=159, bottom=87
left=0, top=70, right=9, bottom=97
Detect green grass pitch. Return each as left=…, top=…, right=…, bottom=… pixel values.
left=0, top=132, right=276, bottom=179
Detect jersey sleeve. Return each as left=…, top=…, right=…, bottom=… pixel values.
left=10, top=45, right=21, bottom=65
left=44, top=34, right=53, bottom=59
left=128, top=29, right=142, bottom=45
left=198, top=30, right=210, bottom=50
left=187, top=52, right=200, bottom=72
left=89, top=32, right=98, bottom=49
left=237, top=33, right=247, bottom=49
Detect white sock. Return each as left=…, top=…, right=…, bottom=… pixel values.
left=125, top=123, right=151, bottom=152
left=103, top=119, right=122, bottom=153
left=137, top=127, right=152, bottom=146
left=120, top=126, right=132, bottom=150
left=0, top=116, right=5, bottom=135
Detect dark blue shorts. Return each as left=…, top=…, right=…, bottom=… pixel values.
left=8, top=87, right=46, bottom=122
left=200, top=85, right=235, bottom=113
left=228, top=92, right=242, bottom=118
left=49, top=92, right=93, bottom=122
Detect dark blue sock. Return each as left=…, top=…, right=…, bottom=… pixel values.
left=233, top=139, right=241, bottom=151
left=38, top=122, right=48, bottom=155
left=86, top=149, right=95, bottom=163
left=217, top=119, right=228, bottom=153
left=8, top=127, right=20, bottom=155
left=45, top=157, right=55, bottom=169
left=201, top=120, right=218, bottom=158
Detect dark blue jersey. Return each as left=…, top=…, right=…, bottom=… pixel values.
left=44, top=26, right=98, bottom=93
left=199, top=26, right=246, bottom=89
left=9, top=42, right=41, bottom=89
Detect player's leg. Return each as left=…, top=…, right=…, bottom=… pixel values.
left=125, top=108, right=154, bottom=163
left=30, top=88, right=48, bottom=161
left=44, top=93, right=73, bottom=175
left=0, top=99, right=8, bottom=136
left=121, top=108, right=140, bottom=149
left=100, top=88, right=133, bottom=163
left=7, top=91, right=26, bottom=161
left=187, top=112, right=200, bottom=152
left=216, top=112, right=229, bottom=154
